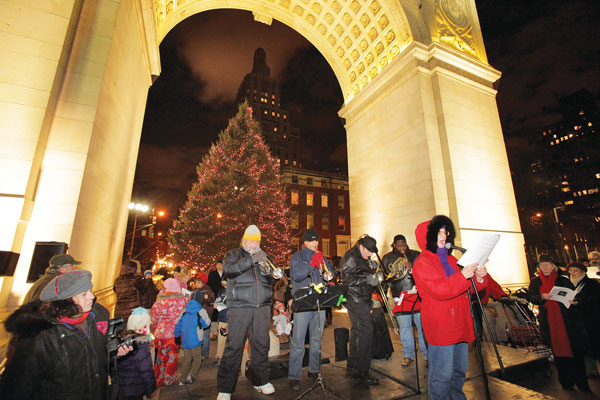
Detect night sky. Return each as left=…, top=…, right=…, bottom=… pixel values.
left=132, top=1, right=600, bottom=227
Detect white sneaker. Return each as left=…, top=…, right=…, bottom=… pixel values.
left=216, top=393, right=231, bottom=400
left=254, top=382, right=275, bottom=394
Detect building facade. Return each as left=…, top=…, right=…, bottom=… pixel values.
left=235, top=48, right=302, bottom=169
left=536, top=90, right=600, bottom=262
left=281, top=168, right=351, bottom=261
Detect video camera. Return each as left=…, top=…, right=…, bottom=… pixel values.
left=106, top=317, right=138, bottom=356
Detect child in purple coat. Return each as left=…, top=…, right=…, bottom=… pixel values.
left=117, top=308, right=156, bottom=400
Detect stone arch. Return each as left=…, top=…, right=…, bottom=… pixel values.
left=153, top=0, right=421, bottom=103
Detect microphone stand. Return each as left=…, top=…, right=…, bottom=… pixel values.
left=452, top=245, right=505, bottom=400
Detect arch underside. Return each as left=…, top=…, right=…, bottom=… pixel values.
left=153, top=0, right=485, bottom=103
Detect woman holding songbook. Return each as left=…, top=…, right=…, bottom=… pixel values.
left=528, top=254, right=591, bottom=393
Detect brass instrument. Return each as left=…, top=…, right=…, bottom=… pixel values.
left=370, top=255, right=400, bottom=337
left=319, top=261, right=335, bottom=282
left=258, top=258, right=284, bottom=279
left=387, top=253, right=410, bottom=281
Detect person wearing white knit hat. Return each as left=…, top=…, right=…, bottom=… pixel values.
left=216, top=225, right=278, bottom=399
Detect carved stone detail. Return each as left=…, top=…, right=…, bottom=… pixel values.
left=435, top=0, right=477, bottom=57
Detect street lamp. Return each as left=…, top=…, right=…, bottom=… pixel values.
left=128, top=202, right=149, bottom=258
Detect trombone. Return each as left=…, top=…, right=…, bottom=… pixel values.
left=258, top=258, right=284, bottom=279
left=371, top=254, right=400, bottom=337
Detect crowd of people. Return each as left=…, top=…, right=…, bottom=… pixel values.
left=1, top=218, right=599, bottom=400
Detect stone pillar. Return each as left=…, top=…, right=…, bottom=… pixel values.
left=340, top=41, right=528, bottom=287
left=0, top=0, right=159, bottom=312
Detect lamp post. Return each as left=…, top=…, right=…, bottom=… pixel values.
left=128, top=202, right=149, bottom=258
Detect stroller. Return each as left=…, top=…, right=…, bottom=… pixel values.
left=503, top=288, right=553, bottom=359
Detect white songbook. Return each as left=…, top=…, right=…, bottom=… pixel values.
left=457, top=232, right=501, bottom=268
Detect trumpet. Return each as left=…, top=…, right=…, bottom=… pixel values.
left=258, top=258, right=284, bottom=279
left=319, top=261, right=335, bottom=282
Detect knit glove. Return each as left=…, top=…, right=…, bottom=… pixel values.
left=366, top=274, right=379, bottom=287
left=251, top=249, right=268, bottom=265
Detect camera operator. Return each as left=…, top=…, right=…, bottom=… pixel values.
left=0, top=270, right=132, bottom=400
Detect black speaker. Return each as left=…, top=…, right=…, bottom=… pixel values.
left=27, top=242, right=68, bottom=283
left=0, top=251, right=19, bottom=276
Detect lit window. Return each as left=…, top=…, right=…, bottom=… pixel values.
left=272, top=94, right=275, bottom=99
left=272, top=112, right=275, bottom=116
left=338, top=195, right=345, bottom=209
left=338, top=215, right=346, bottom=231
left=272, top=101, right=275, bottom=105
left=293, top=160, right=297, bottom=166
left=565, top=200, right=574, bottom=205
left=306, top=192, right=314, bottom=206
left=277, top=113, right=280, bottom=117
left=285, top=159, right=289, bottom=165
left=589, top=122, right=593, bottom=127
left=322, top=239, right=330, bottom=256
left=291, top=212, right=299, bottom=229
left=264, top=110, right=267, bottom=115
left=322, top=215, right=329, bottom=230
left=596, top=173, right=600, bottom=179
left=562, top=187, right=571, bottom=192
left=274, top=127, right=277, bottom=132
left=589, top=188, right=598, bottom=194
left=277, top=158, right=281, bottom=163
left=291, top=191, right=299, bottom=205
left=307, top=213, right=314, bottom=229
left=321, top=194, right=328, bottom=207
left=283, top=115, right=287, bottom=119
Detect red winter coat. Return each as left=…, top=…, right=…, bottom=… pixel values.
left=412, top=220, right=488, bottom=346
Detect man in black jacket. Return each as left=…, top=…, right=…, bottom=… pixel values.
left=341, top=235, right=380, bottom=385
left=217, top=225, right=276, bottom=400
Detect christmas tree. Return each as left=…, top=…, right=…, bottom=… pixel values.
left=168, top=102, right=292, bottom=268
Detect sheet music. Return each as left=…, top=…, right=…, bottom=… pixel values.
left=548, top=286, right=575, bottom=309
left=456, top=232, right=501, bottom=268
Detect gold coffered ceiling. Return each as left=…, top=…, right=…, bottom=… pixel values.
left=153, top=0, right=413, bottom=102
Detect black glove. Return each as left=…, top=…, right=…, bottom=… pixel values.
left=251, top=249, right=268, bottom=265
left=498, top=297, right=513, bottom=305
left=366, top=274, right=379, bottom=287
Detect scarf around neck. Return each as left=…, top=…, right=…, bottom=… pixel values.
left=539, top=271, right=572, bottom=357
left=436, top=247, right=455, bottom=277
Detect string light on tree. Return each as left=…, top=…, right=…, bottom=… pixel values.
left=168, top=102, right=292, bottom=268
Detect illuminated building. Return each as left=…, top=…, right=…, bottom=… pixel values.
left=236, top=48, right=302, bottom=169
left=539, top=90, right=600, bottom=258
left=281, top=168, right=351, bottom=260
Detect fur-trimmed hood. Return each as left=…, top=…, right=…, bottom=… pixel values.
left=4, top=300, right=53, bottom=338
left=415, top=215, right=456, bottom=254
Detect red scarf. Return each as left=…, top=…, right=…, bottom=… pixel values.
left=58, top=312, right=89, bottom=326
left=539, top=271, right=572, bottom=357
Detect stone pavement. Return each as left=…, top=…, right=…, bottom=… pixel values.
left=151, top=308, right=600, bottom=399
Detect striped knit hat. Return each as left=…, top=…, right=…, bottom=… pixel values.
left=242, top=224, right=261, bottom=241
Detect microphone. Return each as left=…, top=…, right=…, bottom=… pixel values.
left=445, top=242, right=467, bottom=253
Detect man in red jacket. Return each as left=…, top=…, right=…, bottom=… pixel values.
left=412, top=215, right=488, bottom=400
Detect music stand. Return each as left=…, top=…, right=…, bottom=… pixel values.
left=292, top=285, right=347, bottom=400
